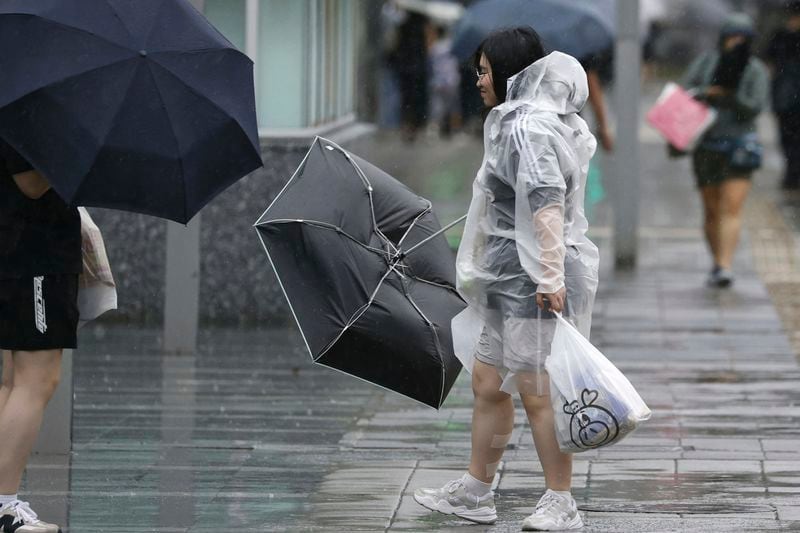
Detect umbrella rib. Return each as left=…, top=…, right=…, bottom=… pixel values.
left=395, top=204, right=432, bottom=250
left=254, top=137, right=318, bottom=227
left=0, top=56, right=138, bottom=111
left=258, top=219, right=388, bottom=256
left=315, top=265, right=395, bottom=361
left=403, top=214, right=468, bottom=257
left=145, top=53, right=257, bottom=151
left=321, top=139, right=400, bottom=256
left=1, top=15, right=136, bottom=56
left=255, top=228, right=316, bottom=362
left=399, top=281, right=449, bottom=408
left=144, top=61, right=188, bottom=222
left=68, top=60, right=144, bottom=200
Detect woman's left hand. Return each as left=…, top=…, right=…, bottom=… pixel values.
left=536, top=287, right=566, bottom=313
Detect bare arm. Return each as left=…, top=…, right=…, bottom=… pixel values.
left=532, top=204, right=567, bottom=313
left=586, top=70, right=614, bottom=152
left=12, top=170, right=51, bottom=199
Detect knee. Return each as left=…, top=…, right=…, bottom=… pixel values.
left=472, top=368, right=508, bottom=404
left=15, top=367, right=61, bottom=404
left=21, top=372, right=61, bottom=404
left=1, top=372, right=13, bottom=391
left=521, top=394, right=552, bottom=424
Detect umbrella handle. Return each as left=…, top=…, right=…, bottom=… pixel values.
left=401, top=214, right=467, bottom=257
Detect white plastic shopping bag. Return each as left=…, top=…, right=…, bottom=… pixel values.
left=545, top=315, right=651, bottom=453
left=77, top=207, right=117, bottom=328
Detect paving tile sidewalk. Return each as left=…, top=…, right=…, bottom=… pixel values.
left=305, top=128, right=800, bottom=531
left=23, top=122, right=800, bottom=531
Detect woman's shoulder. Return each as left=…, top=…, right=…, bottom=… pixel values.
left=496, top=108, right=557, bottom=147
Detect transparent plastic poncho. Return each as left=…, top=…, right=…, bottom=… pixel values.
left=451, top=52, right=600, bottom=396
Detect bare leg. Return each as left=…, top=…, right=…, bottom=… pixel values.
left=0, top=352, right=13, bottom=412
left=699, top=185, right=722, bottom=266
left=0, top=350, right=62, bottom=494
left=468, top=360, right=514, bottom=483
left=716, top=177, right=751, bottom=270
left=521, top=393, right=572, bottom=491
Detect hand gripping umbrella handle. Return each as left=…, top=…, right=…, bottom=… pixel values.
left=401, top=214, right=467, bottom=257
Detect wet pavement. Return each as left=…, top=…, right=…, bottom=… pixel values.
left=21, top=100, right=800, bottom=531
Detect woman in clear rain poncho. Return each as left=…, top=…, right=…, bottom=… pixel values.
left=414, top=27, right=598, bottom=531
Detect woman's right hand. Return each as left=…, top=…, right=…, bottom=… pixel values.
left=536, top=287, right=566, bottom=313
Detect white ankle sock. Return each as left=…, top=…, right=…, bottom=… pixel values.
left=0, top=494, right=17, bottom=506
left=551, top=490, right=573, bottom=501
left=462, top=472, right=492, bottom=497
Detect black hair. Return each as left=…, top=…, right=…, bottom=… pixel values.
left=473, top=26, right=546, bottom=106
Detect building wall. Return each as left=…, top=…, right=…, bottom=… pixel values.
left=91, top=1, right=370, bottom=327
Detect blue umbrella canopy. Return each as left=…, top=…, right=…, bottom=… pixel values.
left=451, top=0, right=615, bottom=62
left=0, top=0, right=262, bottom=223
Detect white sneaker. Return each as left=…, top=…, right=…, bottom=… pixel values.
left=522, top=489, right=583, bottom=531
left=0, top=500, right=61, bottom=533
left=413, top=477, right=497, bottom=524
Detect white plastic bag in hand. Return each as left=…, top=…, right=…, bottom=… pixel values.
left=77, top=207, right=117, bottom=328
left=545, top=315, right=651, bottom=453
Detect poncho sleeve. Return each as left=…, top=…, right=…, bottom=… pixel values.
left=510, top=123, right=567, bottom=294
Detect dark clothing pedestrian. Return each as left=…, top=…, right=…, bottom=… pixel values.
left=0, top=140, right=81, bottom=280
left=766, top=27, right=800, bottom=189
left=386, top=12, right=430, bottom=139
left=0, top=140, right=81, bottom=350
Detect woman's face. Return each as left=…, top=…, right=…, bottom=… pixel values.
left=476, top=53, right=498, bottom=107
left=722, top=34, right=746, bottom=51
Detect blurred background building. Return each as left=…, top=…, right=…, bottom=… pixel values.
left=89, top=0, right=798, bottom=329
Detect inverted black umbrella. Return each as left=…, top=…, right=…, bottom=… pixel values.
left=0, top=0, right=261, bottom=223
left=450, top=0, right=614, bottom=63
left=254, top=137, right=465, bottom=409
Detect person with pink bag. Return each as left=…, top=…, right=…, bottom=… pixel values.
left=679, top=13, right=769, bottom=288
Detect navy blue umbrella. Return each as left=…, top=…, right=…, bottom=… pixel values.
left=0, top=0, right=262, bottom=223
left=450, top=0, right=615, bottom=63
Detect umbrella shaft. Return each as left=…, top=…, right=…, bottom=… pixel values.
left=402, top=214, right=467, bottom=257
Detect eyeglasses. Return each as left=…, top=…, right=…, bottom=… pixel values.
left=475, top=68, right=490, bottom=79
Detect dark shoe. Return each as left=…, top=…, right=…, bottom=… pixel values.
left=707, top=266, right=734, bottom=288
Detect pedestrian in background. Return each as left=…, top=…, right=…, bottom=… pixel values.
left=0, top=139, right=78, bottom=533
left=426, top=23, right=462, bottom=137
left=680, top=13, right=769, bottom=288
left=384, top=4, right=430, bottom=142
left=414, top=27, right=599, bottom=531
left=766, top=0, right=800, bottom=191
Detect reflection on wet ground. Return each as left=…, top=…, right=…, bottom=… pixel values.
left=20, top=129, right=800, bottom=531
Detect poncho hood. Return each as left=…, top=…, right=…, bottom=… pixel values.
left=503, top=51, right=589, bottom=115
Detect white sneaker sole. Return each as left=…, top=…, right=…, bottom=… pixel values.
left=413, top=493, right=497, bottom=524
left=522, top=512, right=583, bottom=531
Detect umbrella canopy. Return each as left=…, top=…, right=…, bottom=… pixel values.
left=395, top=0, right=464, bottom=25
left=450, top=0, right=614, bottom=62
left=255, top=137, right=465, bottom=409
left=0, top=0, right=262, bottom=223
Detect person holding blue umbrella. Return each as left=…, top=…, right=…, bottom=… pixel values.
left=414, top=27, right=599, bottom=530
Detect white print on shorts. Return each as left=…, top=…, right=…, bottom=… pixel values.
left=33, top=276, right=47, bottom=334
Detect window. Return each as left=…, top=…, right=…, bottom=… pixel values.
left=204, top=0, right=363, bottom=134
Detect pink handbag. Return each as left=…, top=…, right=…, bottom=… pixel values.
left=646, top=82, right=717, bottom=152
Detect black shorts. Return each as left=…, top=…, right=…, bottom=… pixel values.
left=0, top=274, right=79, bottom=351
